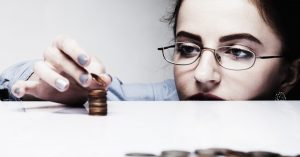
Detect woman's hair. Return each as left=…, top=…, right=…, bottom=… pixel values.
left=166, top=0, right=300, bottom=99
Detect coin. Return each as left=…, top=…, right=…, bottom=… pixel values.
left=248, top=151, right=281, bottom=157
left=195, top=148, right=250, bottom=157
left=161, top=150, right=190, bottom=157
left=89, top=98, right=107, bottom=102
left=88, top=103, right=107, bottom=107
left=89, top=112, right=107, bottom=115
left=91, top=73, right=106, bottom=87
left=88, top=90, right=106, bottom=97
left=125, top=152, right=157, bottom=157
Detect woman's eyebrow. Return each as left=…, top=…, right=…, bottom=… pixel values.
left=176, top=32, right=262, bottom=45
left=219, top=33, right=262, bottom=45
left=176, top=31, right=202, bottom=42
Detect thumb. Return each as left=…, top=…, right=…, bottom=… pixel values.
left=12, top=80, right=41, bottom=98
left=99, top=73, right=112, bottom=90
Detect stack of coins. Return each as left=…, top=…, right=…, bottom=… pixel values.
left=88, top=73, right=107, bottom=116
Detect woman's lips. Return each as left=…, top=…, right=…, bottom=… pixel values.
left=186, top=93, right=225, bottom=100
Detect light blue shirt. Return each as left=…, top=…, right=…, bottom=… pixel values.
left=0, top=60, right=179, bottom=101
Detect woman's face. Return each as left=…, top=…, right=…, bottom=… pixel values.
left=175, top=0, right=286, bottom=100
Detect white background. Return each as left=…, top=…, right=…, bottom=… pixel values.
left=0, top=0, right=174, bottom=83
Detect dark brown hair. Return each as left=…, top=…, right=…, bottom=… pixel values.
left=166, top=0, right=300, bottom=99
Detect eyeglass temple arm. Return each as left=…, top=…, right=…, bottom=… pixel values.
left=257, top=55, right=284, bottom=59
left=157, top=45, right=175, bottom=51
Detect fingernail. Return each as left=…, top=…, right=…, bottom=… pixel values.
left=79, top=74, right=89, bottom=85
left=77, top=54, right=89, bottom=66
left=55, top=78, right=69, bottom=92
left=14, top=88, right=20, bottom=96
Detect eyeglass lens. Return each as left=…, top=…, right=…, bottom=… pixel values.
left=163, top=42, right=256, bottom=70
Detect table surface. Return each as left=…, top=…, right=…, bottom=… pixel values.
left=0, top=101, right=299, bottom=157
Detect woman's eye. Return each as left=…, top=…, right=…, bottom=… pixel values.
left=176, top=44, right=200, bottom=57
left=226, top=48, right=254, bottom=59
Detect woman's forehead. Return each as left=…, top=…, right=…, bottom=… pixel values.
left=177, top=0, right=263, bottom=34
left=176, top=0, right=279, bottom=46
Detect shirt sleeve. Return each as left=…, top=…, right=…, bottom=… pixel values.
left=107, top=77, right=179, bottom=101
left=0, top=60, right=35, bottom=101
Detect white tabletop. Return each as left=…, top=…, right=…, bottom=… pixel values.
left=0, top=101, right=299, bottom=157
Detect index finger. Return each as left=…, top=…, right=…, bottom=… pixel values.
left=53, top=35, right=91, bottom=67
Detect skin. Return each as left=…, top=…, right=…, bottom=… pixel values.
left=12, top=36, right=112, bottom=105
left=174, top=0, right=287, bottom=100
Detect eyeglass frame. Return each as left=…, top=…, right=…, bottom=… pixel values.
left=157, top=42, right=284, bottom=71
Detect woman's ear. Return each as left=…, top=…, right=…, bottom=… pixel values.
left=280, top=59, right=300, bottom=93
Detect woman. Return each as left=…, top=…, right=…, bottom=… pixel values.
left=161, top=0, right=300, bottom=100
left=1, top=0, right=299, bottom=104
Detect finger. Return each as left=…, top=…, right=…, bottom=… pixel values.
left=12, top=80, right=27, bottom=98
left=99, top=73, right=112, bottom=90
left=84, top=56, right=112, bottom=89
left=44, top=46, right=92, bottom=87
left=34, top=61, right=70, bottom=92
left=53, top=35, right=91, bottom=67
left=12, top=80, right=40, bottom=98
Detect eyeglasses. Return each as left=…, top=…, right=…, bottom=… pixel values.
left=158, top=42, right=284, bottom=71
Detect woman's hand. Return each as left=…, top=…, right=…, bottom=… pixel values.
left=12, top=35, right=112, bottom=106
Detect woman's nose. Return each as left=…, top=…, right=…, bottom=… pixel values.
left=194, top=49, right=221, bottom=88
